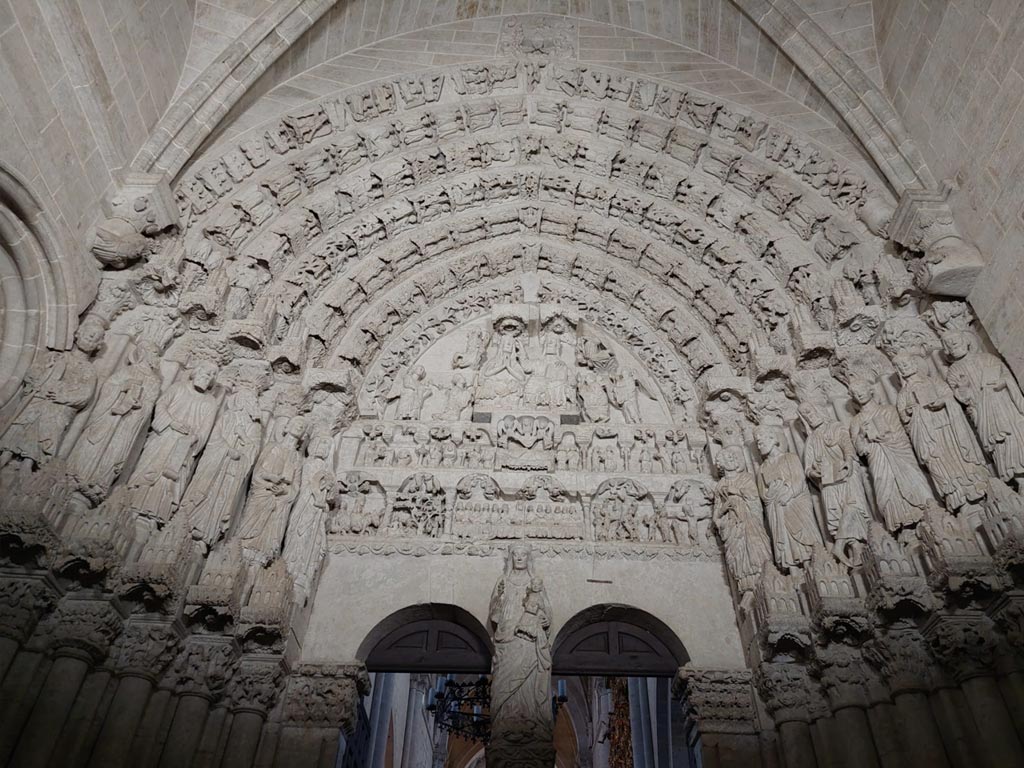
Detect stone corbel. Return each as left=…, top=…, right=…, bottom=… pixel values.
left=751, top=571, right=814, bottom=660
left=889, top=183, right=984, bottom=298
left=861, top=525, right=938, bottom=620
left=88, top=172, right=179, bottom=269
left=804, top=550, right=873, bottom=645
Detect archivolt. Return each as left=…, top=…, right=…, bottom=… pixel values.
left=0, top=164, right=74, bottom=410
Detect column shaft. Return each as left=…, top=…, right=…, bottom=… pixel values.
left=9, top=654, right=90, bottom=768
left=0, top=651, right=47, bottom=766
left=88, top=675, right=154, bottom=768
left=222, top=711, right=266, bottom=768
left=833, top=707, right=879, bottom=768
left=865, top=701, right=906, bottom=768
left=777, top=721, right=816, bottom=768
left=929, top=687, right=983, bottom=768
left=0, top=636, right=19, bottom=682
left=961, top=675, right=1024, bottom=768
left=158, top=694, right=211, bottom=768
left=996, top=671, right=1024, bottom=741
left=891, top=691, right=949, bottom=768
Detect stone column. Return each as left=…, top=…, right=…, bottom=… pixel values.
left=863, top=629, right=949, bottom=768
left=9, top=596, right=123, bottom=768
left=221, top=655, right=285, bottom=768
left=400, top=675, right=432, bottom=768
left=628, top=677, right=655, bottom=768
left=88, top=620, right=182, bottom=768
left=925, top=613, right=1024, bottom=768
left=677, top=668, right=763, bottom=768
left=158, top=637, right=236, bottom=768
left=0, top=574, right=58, bottom=683
left=816, top=645, right=882, bottom=768
left=275, top=663, right=369, bottom=768
left=755, top=663, right=817, bottom=768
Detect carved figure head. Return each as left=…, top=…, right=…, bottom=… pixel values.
left=191, top=361, right=218, bottom=392
left=715, top=445, right=744, bottom=475
left=847, top=377, right=875, bottom=407
left=798, top=401, right=828, bottom=430
left=754, top=426, right=782, bottom=458
left=940, top=330, right=975, bottom=361
left=892, top=351, right=924, bottom=381
left=506, top=543, right=534, bottom=575
left=75, top=316, right=107, bottom=354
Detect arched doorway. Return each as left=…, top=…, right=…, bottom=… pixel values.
left=353, top=604, right=493, bottom=768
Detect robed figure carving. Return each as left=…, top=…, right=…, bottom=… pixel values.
left=756, top=426, right=820, bottom=572
left=487, top=544, right=555, bottom=768
left=713, top=446, right=773, bottom=607
left=66, top=341, right=161, bottom=505
left=848, top=377, right=935, bottom=533
left=125, top=361, right=220, bottom=524
left=893, top=352, right=990, bottom=512
left=943, top=330, right=1024, bottom=491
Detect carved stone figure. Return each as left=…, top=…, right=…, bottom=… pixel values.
left=488, top=544, right=555, bottom=768
left=577, top=369, right=610, bottom=422
left=0, top=317, right=104, bottom=471
left=554, top=432, right=582, bottom=471
left=893, top=352, right=990, bottom=512
left=125, top=361, right=220, bottom=524
left=756, top=426, right=820, bottom=571
left=943, top=330, right=1024, bottom=491
left=393, top=365, right=432, bottom=419
left=329, top=474, right=385, bottom=535
left=235, top=415, right=306, bottom=566
left=713, top=446, right=773, bottom=603
left=607, top=366, right=653, bottom=423
left=593, top=479, right=654, bottom=541
left=437, top=374, right=474, bottom=420
left=659, top=479, right=714, bottom=545
left=388, top=473, right=445, bottom=536
left=65, top=341, right=161, bottom=504
left=282, top=434, right=334, bottom=603
left=179, top=386, right=263, bottom=548
left=799, top=401, right=869, bottom=564
left=848, top=377, right=935, bottom=533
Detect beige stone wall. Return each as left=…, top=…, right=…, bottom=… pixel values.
left=0, top=0, right=193, bottom=304
left=873, top=0, right=1024, bottom=371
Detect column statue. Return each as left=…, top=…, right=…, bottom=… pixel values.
left=179, top=386, right=263, bottom=548
left=282, top=434, right=335, bottom=605
left=755, top=426, right=820, bottom=571
left=125, top=361, right=220, bottom=524
left=893, top=351, right=990, bottom=512
left=798, top=401, right=870, bottom=564
left=234, top=415, right=306, bottom=567
left=713, top=446, right=773, bottom=607
left=848, top=377, right=935, bottom=533
left=0, top=316, right=105, bottom=472
left=487, top=543, right=555, bottom=768
left=65, top=341, right=161, bottom=505
left=943, top=330, right=1024, bottom=491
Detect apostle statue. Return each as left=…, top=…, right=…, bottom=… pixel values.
left=943, top=330, right=1024, bottom=491
left=487, top=543, right=555, bottom=768
left=893, top=351, right=990, bottom=512
left=235, top=414, right=306, bottom=567
left=179, top=385, right=263, bottom=548
left=755, top=426, right=820, bottom=571
left=577, top=370, right=610, bottom=423
left=798, top=400, right=870, bottom=564
left=0, top=316, right=105, bottom=472
left=65, top=341, right=162, bottom=505
left=608, top=366, right=653, bottom=424
left=848, top=377, right=935, bottom=533
left=713, top=446, right=773, bottom=605
left=125, top=361, right=220, bottom=524
left=283, top=433, right=335, bottom=606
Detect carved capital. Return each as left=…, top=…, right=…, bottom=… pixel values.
left=862, top=629, right=935, bottom=694
left=35, top=597, right=124, bottom=663
left=282, top=663, right=370, bottom=730
left=922, top=613, right=999, bottom=682
left=110, top=620, right=182, bottom=681
left=168, top=637, right=237, bottom=700
left=89, top=172, right=178, bottom=269
left=814, top=645, right=874, bottom=710
left=754, top=662, right=818, bottom=724
left=675, top=668, right=756, bottom=735
left=226, top=655, right=286, bottom=716
left=990, top=593, right=1024, bottom=664
left=0, top=573, right=58, bottom=644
